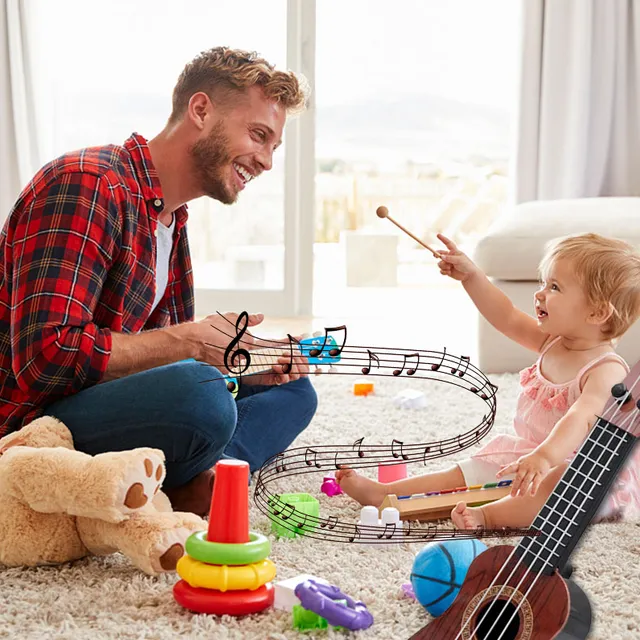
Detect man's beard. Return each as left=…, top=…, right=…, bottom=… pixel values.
left=190, top=121, right=237, bottom=204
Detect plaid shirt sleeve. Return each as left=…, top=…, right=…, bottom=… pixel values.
left=9, top=171, right=119, bottom=399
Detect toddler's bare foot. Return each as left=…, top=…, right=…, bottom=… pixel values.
left=451, top=501, right=486, bottom=529
left=335, top=468, right=387, bottom=507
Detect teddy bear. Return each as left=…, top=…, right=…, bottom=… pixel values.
left=0, top=415, right=207, bottom=575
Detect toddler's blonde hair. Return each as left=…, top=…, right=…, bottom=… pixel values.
left=539, top=233, right=640, bottom=339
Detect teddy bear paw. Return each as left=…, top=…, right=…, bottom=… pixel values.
left=118, top=449, right=166, bottom=515
left=148, top=516, right=206, bottom=573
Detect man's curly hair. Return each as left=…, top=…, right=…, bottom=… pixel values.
left=169, top=46, right=309, bottom=122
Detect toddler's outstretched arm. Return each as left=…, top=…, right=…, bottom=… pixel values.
left=437, top=234, right=548, bottom=353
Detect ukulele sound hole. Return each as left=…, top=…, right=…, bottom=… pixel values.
left=474, top=599, right=521, bottom=640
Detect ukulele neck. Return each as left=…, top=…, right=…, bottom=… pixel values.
left=516, top=416, right=637, bottom=576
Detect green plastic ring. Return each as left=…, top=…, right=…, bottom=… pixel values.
left=186, top=530, right=271, bottom=566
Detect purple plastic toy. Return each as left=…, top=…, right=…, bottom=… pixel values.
left=294, top=580, right=373, bottom=631
left=402, top=582, right=417, bottom=600
left=320, top=474, right=343, bottom=497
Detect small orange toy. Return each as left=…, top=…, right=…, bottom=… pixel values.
left=353, top=380, right=374, bottom=396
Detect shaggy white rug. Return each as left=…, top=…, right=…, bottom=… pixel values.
left=1, top=373, right=639, bottom=639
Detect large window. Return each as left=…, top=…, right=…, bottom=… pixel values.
left=24, top=0, right=519, bottom=318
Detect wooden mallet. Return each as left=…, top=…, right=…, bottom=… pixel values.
left=376, top=205, right=440, bottom=258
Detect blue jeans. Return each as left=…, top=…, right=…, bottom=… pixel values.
left=43, top=360, right=318, bottom=488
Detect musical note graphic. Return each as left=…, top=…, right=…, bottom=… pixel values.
left=223, top=311, right=252, bottom=375
left=451, top=355, right=470, bottom=378
left=348, top=524, right=362, bottom=543
left=275, top=453, right=287, bottom=473
left=320, top=516, right=338, bottom=531
left=321, top=515, right=339, bottom=530
left=308, top=325, right=347, bottom=358
left=471, top=379, right=499, bottom=400
left=422, top=525, right=438, bottom=540
left=362, top=349, right=381, bottom=375
left=352, top=437, right=366, bottom=458
left=293, top=511, right=308, bottom=530
left=431, top=347, right=447, bottom=371
left=333, top=450, right=347, bottom=469
left=392, top=439, right=410, bottom=460
left=377, top=523, right=397, bottom=540
left=281, top=334, right=301, bottom=374
left=273, top=501, right=296, bottom=521
left=304, top=447, right=322, bottom=468
left=393, top=352, right=420, bottom=376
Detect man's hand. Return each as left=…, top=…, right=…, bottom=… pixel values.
left=436, top=234, right=481, bottom=283
left=496, top=450, right=553, bottom=497
left=243, top=336, right=310, bottom=386
left=181, top=312, right=264, bottom=370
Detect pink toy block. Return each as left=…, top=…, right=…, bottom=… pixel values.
left=378, top=463, right=408, bottom=483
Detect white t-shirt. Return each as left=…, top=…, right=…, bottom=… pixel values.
left=150, top=216, right=175, bottom=314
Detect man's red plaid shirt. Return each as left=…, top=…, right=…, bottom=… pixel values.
left=0, top=133, right=194, bottom=436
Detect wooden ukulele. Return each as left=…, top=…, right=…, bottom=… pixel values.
left=411, top=359, right=640, bottom=639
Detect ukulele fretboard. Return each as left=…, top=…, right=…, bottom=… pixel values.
left=516, top=416, right=637, bottom=575
left=243, top=347, right=299, bottom=377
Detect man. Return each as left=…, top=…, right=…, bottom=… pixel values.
left=0, top=47, right=317, bottom=516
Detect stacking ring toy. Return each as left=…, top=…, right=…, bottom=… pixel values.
left=294, top=580, right=374, bottom=631
left=173, top=580, right=274, bottom=616
left=186, top=530, right=271, bottom=566
left=177, top=555, right=276, bottom=592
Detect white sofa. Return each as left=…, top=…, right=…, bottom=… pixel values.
left=472, top=198, right=640, bottom=373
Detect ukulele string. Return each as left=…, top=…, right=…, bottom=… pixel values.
left=489, top=402, right=638, bottom=640
left=457, top=373, right=639, bottom=640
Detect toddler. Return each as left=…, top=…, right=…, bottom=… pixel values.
left=337, top=233, right=640, bottom=529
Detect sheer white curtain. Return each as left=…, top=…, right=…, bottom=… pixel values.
left=0, top=0, right=46, bottom=223
left=514, top=0, right=640, bottom=203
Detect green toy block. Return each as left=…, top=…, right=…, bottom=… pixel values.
left=291, top=604, right=345, bottom=632
left=292, top=605, right=328, bottom=631
left=268, top=493, right=319, bottom=539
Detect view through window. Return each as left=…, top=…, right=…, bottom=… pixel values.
left=313, top=0, right=521, bottom=318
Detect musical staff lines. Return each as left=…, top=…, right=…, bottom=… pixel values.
left=255, top=485, right=537, bottom=545
left=201, top=314, right=533, bottom=544
left=249, top=342, right=529, bottom=544
left=203, top=341, right=498, bottom=402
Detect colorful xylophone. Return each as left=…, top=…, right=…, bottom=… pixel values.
left=379, top=480, right=513, bottom=522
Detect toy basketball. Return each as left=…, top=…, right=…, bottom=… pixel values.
left=410, top=538, right=487, bottom=617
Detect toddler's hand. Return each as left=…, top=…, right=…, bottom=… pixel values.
left=436, top=234, right=480, bottom=283
left=497, top=451, right=552, bottom=497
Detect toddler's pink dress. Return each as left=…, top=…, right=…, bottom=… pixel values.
left=472, top=337, right=640, bottom=520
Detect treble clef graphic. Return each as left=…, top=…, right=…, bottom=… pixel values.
left=223, top=311, right=252, bottom=375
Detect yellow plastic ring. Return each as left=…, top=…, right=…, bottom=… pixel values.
left=186, top=530, right=270, bottom=566
left=177, top=555, right=276, bottom=592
